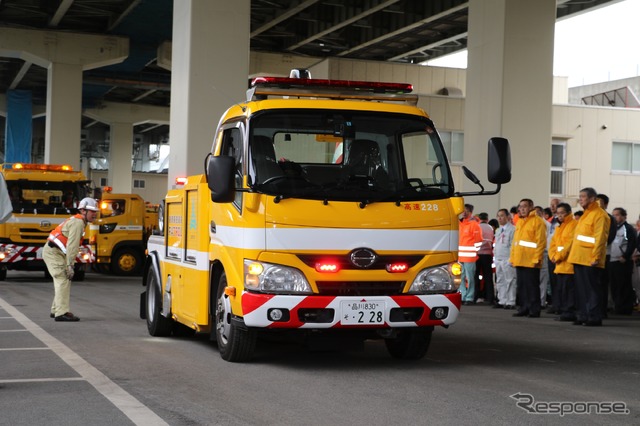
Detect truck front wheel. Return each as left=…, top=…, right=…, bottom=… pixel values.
left=112, top=248, right=142, bottom=276
left=214, top=272, right=256, bottom=362
left=385, top=327, right=433, bottom=360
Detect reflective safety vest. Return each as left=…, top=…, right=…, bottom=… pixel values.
left=458, top=217, right=482, bottom=263
left=47, top=214, right=84, bottom=254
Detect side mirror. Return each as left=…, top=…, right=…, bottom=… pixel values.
left=206, top=155, right=236, bottom=203
left=487, top=137, right=511, bottom=184
left=454, top=137, right=511, bottom=197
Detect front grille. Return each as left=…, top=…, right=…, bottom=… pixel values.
left=19, top=228, right=51, bottom=233
left=316, top=281, right=405, bottom=296
left=17, top=229, right=50, bottom=243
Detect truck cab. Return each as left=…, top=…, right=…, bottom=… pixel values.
left=91, top=190, right=156, bottom=275
left=143, top=73, right=510, bottom=362
left=0, top=163, right=94, bottom=281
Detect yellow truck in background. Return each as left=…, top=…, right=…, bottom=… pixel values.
left=141, top=72, right=511, bottom=362
left=0, top=163, right=94, bottom=281
left=90, top=188, right=159, bottom=275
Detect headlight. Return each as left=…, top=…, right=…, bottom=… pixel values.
left=408, top=264, right=457, bottom=294
left=244, top=260, right=312, bottom=294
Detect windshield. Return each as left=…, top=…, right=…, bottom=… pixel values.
left=7, top=180, right=91, bottom=215
left=99, top=198, right=126, bottom=218
left=248, top=110, right=453, bottom=203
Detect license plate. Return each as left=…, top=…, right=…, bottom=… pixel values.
left=340, top=300, right=385, bottom=325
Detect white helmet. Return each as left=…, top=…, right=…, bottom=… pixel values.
left=78, top=197, right=99, bottom=211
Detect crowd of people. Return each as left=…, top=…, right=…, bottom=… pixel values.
left=458, top=188, right=639, bottom=326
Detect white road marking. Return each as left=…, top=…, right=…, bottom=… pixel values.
left=0, top=296, right=169, bottom=426
left=0, top=377, right=84, bottom=384
left=0, top=347, right=49, bottom=351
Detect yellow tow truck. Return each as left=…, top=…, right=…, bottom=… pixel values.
left=140, top=71, right=511, bottom=362
left=0, top=163, right=94, bottom=281
left=90, top=188, right=158, bottom=275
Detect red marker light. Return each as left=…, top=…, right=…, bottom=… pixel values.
left=175, top=177, right=188, bottom=185
left=386, top=263, right=409, bottom=273
left=315, top=261, right=340, bottom=273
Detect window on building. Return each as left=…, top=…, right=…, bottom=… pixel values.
left=134, top=179, right=146, bottom=189
left=550, top=140, right=566, bottom=195
left=432, top=131, right=464, bottom=163
left=100, top=178, right=108, bottom=187
left=612, top=141, right=640, bottom=173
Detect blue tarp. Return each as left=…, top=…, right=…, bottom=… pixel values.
left=4, top=90, right=32, bottom=163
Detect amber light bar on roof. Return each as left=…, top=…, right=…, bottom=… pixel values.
left=251, top=76, right=413, bottom=94
left=4, top=163, right=74, bottom=172
left=247, top=77, right=419, bottom=105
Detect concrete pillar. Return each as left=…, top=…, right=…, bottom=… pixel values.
left=109, top=122, right=134, bottom=193
left=0, top=27, right=128, bottom=168
left=464, top=0, right=555, bottom=213
left=83, top=102, right=169, bottom=193
left=168, top=0, right=250, bottom=188
left=45, top=62, right=83, bottom=167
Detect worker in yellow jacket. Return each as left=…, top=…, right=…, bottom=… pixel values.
left=510, top=198, right=548, bottom=318
left=549, top=203, right=578, bottom=321
left=567, top=188, right=611, bottom=326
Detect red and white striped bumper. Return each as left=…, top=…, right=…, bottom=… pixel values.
left=242, top=292, right=461, bottom=329
left=0, top=244, right=95, bottom=264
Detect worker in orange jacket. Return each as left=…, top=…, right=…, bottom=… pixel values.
left=458, top=204, right=482, bottom=305
left=510, top=198, right=548, bottom=318
left=549, top=203, right=578, bottom=321
left=567, top=187, right=611, bottom=326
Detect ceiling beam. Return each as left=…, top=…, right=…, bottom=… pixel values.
left=337, top=2, right=468, bottom=58
left=48, top=0, right=74, bottom=27
left=138, top=123, right=164, bottom=133
left=388, top=32, right=468, bottom=62
left=132, top=89, right=157, bottom=102
left=286, top=0, right=401, bottom=52
left=9, top=61, right=32, bottom=90
left=251, top=0, right=320, bottom=37
left=108, top=0, right=142, bottom=31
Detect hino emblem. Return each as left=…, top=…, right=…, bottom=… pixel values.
left=40, top=221, right=51, bottom=228
left=349, top=248, right=377, bottom=268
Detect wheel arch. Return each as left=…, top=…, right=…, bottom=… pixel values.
left=142, top=250, right=162, bottom=289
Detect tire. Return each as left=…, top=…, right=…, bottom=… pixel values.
left=145, top=267, right=173, bottom=336
left=214, top=271, right=256, bottom=362
left=44, top=268, right=51, bottom=280
left=0, top=268, right=6, bottom=281
left=111, top=248, right=142, bottom=276
left=385, top=328, right=433, bottom=360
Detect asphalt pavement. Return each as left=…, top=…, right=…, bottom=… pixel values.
left=1, top=271, right=638, bottom=426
